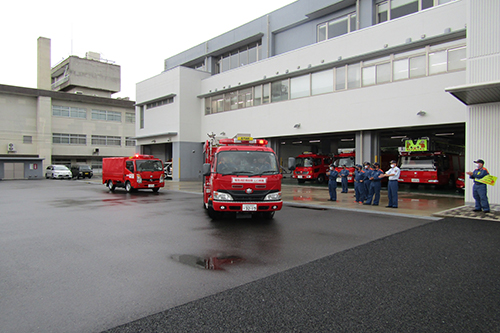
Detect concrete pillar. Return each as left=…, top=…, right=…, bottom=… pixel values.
left=355, top=130, right=380, bottom=165
left=37, top=96, right=52, bottom=167
left=37, top=37, right=51, bottom=90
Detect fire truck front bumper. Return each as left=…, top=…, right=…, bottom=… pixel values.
left=212, top=201, right=283, bottom=212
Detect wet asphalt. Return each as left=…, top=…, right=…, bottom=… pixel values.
left=105, top=217, right=500, bottom=333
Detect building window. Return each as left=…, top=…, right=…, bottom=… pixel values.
left=23, top=136, right=32, bottom=144
left=317, top=13, right=357, bottom=42
left=216, top=41, right=262, bottom=74
left=347, top=64, right=361, bottom=89
left=52, top=105, right=86, bottom=119
left=377, top=0, right=457, bottom=24
left=311, top=70, right=334, bottom=95
left=91, top=135, right=121, bottom=146
left=146, top=97, right=174, bottom=109
left=335, top=66, right=346, bottom=91
left=125, top=137, right=136, bottom=146
left=204, top=40, right=465, bottom=115
left=447, top=46, right=466, bottom=71
left=139, top=106, right=144, bottom=129
left=290, top=75, right=311, bottom=99
left=125, top=112, right=135, bottom=123
left=271, top=80, right=289, bottom=103
left=92, top=109, right=122, bottom=122
left=53, top=133, right=86, bottom=145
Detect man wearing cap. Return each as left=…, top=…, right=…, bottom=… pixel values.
left=327, top=164, right=339, bottom=201
left=466, top=159, right=490, bottom=213
left=354, top=164, right=366, bottom=203
left=339, top=165, right=350, bottom=193
left=381, top=160, right=400, bottom=208
left=364, top=162, right=384, bottom=206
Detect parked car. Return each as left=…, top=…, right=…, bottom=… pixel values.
left=164, top=161, right=173, bottom=179
left=45, top=165, right=72, bottom=179
left=71, top=165, right=93, bottom=179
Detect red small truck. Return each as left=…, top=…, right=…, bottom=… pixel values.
left=103, top=154, right=165, bottom=193
left=290, top=152, right=332, bottom=184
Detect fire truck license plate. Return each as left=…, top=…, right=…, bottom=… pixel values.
left=297, top=175, right=303, bottom=179
left=411, top=179, right=420, bottom=182
left=148, top=184, right=155, bottom=188
left=242, top=204, right=257, bottom=211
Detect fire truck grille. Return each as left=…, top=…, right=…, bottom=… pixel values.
left=143, top=179, right=160, bottom=182
left=223, top=189, right=271, bottom=201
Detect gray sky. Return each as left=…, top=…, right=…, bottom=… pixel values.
left=1, top=0, right=296, bottom=101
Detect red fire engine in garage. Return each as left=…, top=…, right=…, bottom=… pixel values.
left=398, top=138, right=464, bottom=188
left=202, top=134, right=283, bottom=220
left=290, top=152, right=331, bottom=184
left=332, top=149, right=355, bottom=183
left=103, top=154, right=165, bottom=192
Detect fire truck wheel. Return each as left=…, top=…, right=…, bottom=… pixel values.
left=316, top=174, right=326, bottom=184
left=262, top=211, right=275, bottom=220
left=207, top=205, right=222, bottom=220
left=125, top=181, right=134, bottom=193
left=107, top=180, right=116, bottom=191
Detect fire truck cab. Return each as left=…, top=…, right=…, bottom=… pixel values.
left=202, top=134, right=282, bottom=220
left=102, top=154, right=165, bottom=193
left=398, top=139, right=464, bottom=188
left=289, top=152, right=332, bottom=184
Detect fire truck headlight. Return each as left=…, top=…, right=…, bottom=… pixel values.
left=213, top=191, right=233, bottom=201
left=160, top=174, right=165, bottom=183
left=137, top=174, right=142, bottom=184
left=264, top=191, right=281, bottom=201
left=458, top=178, right=465, bottom=182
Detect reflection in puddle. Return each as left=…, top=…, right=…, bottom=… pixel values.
left=171, top=254, right=245, bottom=270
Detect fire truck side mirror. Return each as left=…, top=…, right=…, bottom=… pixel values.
left=288, top=157, right=296, bottom=171
left=202, top=163, right=211, bottom=176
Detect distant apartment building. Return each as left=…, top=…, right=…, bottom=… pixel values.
left=0, top=37, right=136, bottom=179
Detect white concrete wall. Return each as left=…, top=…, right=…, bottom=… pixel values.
left=464, top=0, right=500, bottom=205
left=136, top=68, right=182, bottom=139
left=0, top=94, right=38, bottom=155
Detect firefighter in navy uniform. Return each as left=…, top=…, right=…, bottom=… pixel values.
left=339, top=165, right=350, bottom=193
left=466, top=159, right=490, bottom=213
left=364, top=162, right=384, bottom=206
left=354, top=165, right=366, bottom=203
left=327, top=165, right=339, bottom=201
left=381, top=160, right=401, bottom=208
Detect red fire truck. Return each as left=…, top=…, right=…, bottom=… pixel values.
left=290, top=152, right=332, bottom=184
left=398, top=150, right=464, bottom=187
left=202, top=134, right=283, bottom=220
left=332, top=149, right=356, bottom=183
left=103, top=154, right=165, bottom=192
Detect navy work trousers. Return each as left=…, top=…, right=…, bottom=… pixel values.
left=473, top=183, right=490, bottom=211
left=387, top=180, right=398, bottom=207
left=365, top=181, right=381, bottom=205
left=328, top=181, right=337, bottom=201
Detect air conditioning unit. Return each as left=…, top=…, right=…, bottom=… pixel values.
left=7, top=143, right=16, bottom=152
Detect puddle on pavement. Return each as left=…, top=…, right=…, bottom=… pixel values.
left=171, top=254, right=245, bottom=270
left=288, top=205, right=327, bottom=211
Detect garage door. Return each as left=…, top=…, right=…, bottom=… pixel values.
left=4, top=163, right=24, bottom=180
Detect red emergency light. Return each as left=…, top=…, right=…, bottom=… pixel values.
left=219, top=137, right=268, bottom=146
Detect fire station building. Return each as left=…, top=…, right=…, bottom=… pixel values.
left=135, top=0, right=500, bottom=205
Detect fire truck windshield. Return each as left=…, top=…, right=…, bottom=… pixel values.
left=333, top=157, right=355, bottom=168
left=295, top=157, right=314, bottom=168
left=136, top=160, right=163, bottom=172
left=216, top=151, right=279, bottom=175
left=399, top=156, right=436, bottom=170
